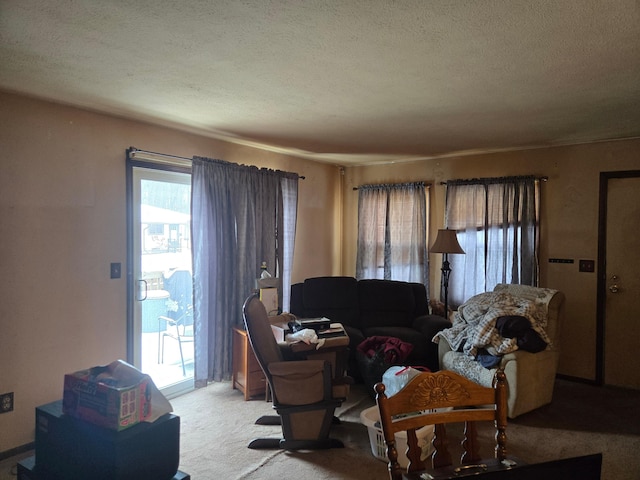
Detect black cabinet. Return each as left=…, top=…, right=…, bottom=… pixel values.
left=18, top=400, right=188, bottom=480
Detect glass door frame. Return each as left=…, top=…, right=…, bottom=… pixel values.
left=126, top=148, right=193, bottom=398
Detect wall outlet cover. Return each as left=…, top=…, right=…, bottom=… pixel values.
left=110, top=262, right=122, bottom=279
left=0, top=392, right=14, bottom=413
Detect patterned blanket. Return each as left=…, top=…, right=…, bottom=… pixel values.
left=433, top=290, right=554, bottom=358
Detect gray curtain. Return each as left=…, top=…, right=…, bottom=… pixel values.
left=445, top=176, right=539, bottom=307
left=191, top=157, right=298, bottom=385
left=355, top=182, right=429, bottom=288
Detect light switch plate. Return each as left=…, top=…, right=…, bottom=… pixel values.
left=110, top=262, right=121, bottom=279
left=579, top=260, right=595, bottom=272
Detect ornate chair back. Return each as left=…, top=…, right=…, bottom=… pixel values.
left=375, top=369, right=508, bottom=480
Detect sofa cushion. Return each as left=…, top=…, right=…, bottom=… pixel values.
left=409, top=282, right=430, bottom=317
left=358, top=279, right=415, bottom=328
left=301, top=276, right=361, bottom=327
left=289, top=282, right=305, bottom=317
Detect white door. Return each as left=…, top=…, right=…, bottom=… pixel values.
left=603, top=174, right=640, bottom=389
left=130, top=165, right=194, bottom=398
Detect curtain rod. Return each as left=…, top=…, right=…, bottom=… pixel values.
left=128, top=147, right=193, bottom=167
left=353, top=181, right=432, bottom=191
left=439, top=175, right=548, bottom=185
left=128, top=147, right=305, bottom=179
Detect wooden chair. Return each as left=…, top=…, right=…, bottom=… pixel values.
left=375, top=369, right=513, bottom=480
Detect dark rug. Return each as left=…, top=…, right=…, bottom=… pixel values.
left=511, top=379, right=640, bottom=436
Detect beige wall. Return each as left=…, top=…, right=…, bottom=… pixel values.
left=342, top=140, right=640, bottom=385
left=2, top=89, right=640, bottom=453
left=0, top=92, right=341, bottom=452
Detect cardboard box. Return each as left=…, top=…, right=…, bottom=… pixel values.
left=63, top=361, right=152, bottom=431
left=257, top=277, right=279, bottom=289
left=270, top=321, right=290, bottom=343
left=260, top=287, right=279, bottom=315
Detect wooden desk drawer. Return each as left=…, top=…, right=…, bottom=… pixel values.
left=248, top=351, right=262, bottom=372
left=232, top=327, right=266, bottom=400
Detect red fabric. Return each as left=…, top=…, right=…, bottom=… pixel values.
left=356, top=336, right=414, bottom=364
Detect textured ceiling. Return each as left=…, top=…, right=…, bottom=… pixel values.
left=1, top=1, right=639, bottom=165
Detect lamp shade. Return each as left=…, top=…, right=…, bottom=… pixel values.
left=429, top=229, right=465, bottom=254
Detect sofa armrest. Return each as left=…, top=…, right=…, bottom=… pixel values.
left=410, top=315, right=451, bottom=371
left=437, top=337, right=453, bottom=370
left=412, top=314, right=451, bottom=340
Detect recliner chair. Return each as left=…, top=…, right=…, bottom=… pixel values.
left=242, top=294, right=349, bottom=450
left=437, top=283, right=565, bottom=418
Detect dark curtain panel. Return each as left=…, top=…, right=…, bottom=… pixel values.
left=445, top=176, right=539, bottom=307
left=191, top=157, right=298, bottom=385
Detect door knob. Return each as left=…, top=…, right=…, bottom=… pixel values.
left=609, top=275, right=620, bottom=293
left=137, top=279, right=148, bottom=301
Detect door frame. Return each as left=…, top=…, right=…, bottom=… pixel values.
left=596, top=169, right=640, bottom=386
left=125, top=148, right=192, bottom=365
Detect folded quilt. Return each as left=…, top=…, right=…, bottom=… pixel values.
left=433, top=290, right=552, bottom=358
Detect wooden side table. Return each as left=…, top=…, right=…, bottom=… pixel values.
left=232, top=327, right=267, bottom=400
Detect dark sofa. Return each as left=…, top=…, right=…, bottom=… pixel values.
left=289, top=276, right=450, bottom=377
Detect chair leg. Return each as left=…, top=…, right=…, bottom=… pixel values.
left=177, top=338, right=186, bottom=376
left=279, top=438, right=344, bottom=450
left=255, top=415, right=281, bottom=425
left=247, top=437, right=344, bottom=450
left=248, top=438, right=282, bottom=449
left=255, top=415, right=341, bottom=425
left=158, top=328, right=161, bottom=364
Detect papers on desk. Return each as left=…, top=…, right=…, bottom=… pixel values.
left=318, top=324, right=346, bottom=338
left=287, top=328, right=325, bottom=349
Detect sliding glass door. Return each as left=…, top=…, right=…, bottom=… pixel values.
left=129, top=163, right=194, bottom=398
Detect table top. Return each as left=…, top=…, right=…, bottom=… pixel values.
left=285, top=323, right=350, bottom=352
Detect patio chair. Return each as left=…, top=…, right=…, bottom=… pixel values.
left=158, top=305, right=193, bottom=376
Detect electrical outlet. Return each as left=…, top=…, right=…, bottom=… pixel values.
left=0, top=392, right=14, bottom=413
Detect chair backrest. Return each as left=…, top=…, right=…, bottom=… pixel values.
left=375, top=369, right=508, bottom=480
left=164, top=269, right=194, bottom=326
left=242, top=294, right=284, bottom=379
left=299, top=276, right=360, bottom=327
left=493, top=283, right=565, bottom=346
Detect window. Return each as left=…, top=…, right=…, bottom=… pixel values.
left=356, top=182, right=429, bottom=286
left=445, top=176, right=539, bottom=307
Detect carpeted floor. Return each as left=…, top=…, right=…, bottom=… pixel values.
left=171, top=379, right=640, bottom=480
left=512, top=379, right=640, bottom=436
left=2, top=379, right=639, bottom=479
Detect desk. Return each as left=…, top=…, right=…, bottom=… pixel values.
left=274, top=322, right=350, bottom=381
left=231, top=327, right=267, bottom=400
left=232, top=323, right=350, bottom=401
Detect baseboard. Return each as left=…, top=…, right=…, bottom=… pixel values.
left=556, top=373, right=599, bottom=385
left=0, top=442, right=34, bottom=462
